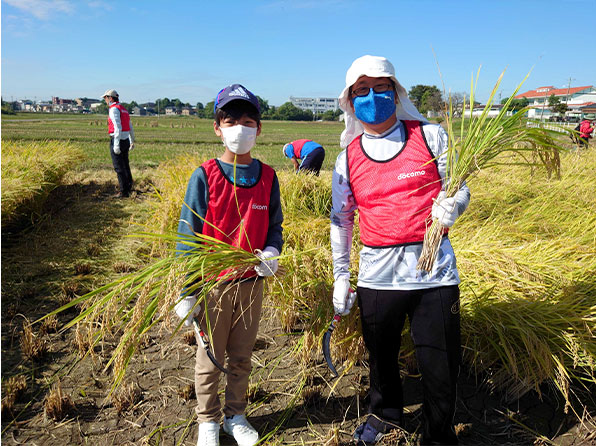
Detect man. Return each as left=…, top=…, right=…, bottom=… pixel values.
left=282, top=139, right=325, bottom=175
left=103, top=89, right=135, bottom=197
left=330, top=55, right=470, bottom=445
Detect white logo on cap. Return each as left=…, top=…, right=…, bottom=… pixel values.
left=228, top=86, right=250, bottom=99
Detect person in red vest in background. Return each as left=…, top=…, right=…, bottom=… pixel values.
left=578, top=118, right=594, bottom=148
left=282, top=139, right=325, bottom=175
left=103, top=89, right=135, bottom=198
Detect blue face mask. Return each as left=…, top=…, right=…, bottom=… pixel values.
left=353, top=89, right=396, bottom=125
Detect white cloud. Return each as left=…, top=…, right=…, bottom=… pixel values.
left=3, top=0, right=74, bottom=20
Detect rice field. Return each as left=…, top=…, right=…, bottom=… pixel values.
left=2, top=113, right=595, bottom=445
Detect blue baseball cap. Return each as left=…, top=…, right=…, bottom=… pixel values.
left=214, top=84, right=260, bottom=114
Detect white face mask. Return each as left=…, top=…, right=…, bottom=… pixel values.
left=220, top=124, right=257, bottom=155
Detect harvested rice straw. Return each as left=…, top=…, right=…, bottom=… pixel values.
left=417, top=68, right=563, bottom=271
left=39, top=228, right=262, bottom=388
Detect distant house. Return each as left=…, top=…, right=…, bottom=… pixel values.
left=181, top=106, right=195, bottom=116
left=164, top=106, right=180, bottom=115
left=76, top=98, right=101, bottom=108
left=132, top=106, right=147, bottom=116
left=37, top=102, right=52, bottom=112
left=515, top=85, right=596, bottom=120
left=16, top=100, right=34, bottom=111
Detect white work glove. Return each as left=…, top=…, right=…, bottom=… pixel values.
left=113, top=144, right=121, bottom=155
left=129, top=142, right=135, bottom=151
left=431, top=191, right=459, bottom=228
left=174, top=296, right=199, bottom=327
left=254, top=246, right=279, bottom=277
left=333, top=277, right=357, bottom=316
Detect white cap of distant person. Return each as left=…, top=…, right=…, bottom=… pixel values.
left=102, top=89, right=119, bottom=99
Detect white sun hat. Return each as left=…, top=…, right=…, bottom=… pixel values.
left=102, top=89, right=119, bottom=98
left=338, top=55, right=427, bottom=148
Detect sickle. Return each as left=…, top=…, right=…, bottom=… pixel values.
left=322, top=314, right=341, bottom=377
left=192, top=318, right=232, bottom=375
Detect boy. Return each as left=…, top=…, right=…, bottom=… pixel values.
left=174, top=84, right=283, bottom=446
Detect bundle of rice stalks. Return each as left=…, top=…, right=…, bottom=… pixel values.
left=1, top=140, right=85, bottom=227
left=417, top=69, right=565, bottom=271
left=42, top=230, right=261, bottom=388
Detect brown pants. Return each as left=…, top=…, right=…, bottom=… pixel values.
left=194, top=278, right=264, bottom=422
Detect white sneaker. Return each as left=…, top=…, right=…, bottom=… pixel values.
left=197, top=421, right=220, bottom=446
left=222, top=414, right=259, bottom=446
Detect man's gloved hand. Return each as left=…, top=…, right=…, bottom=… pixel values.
left=333, top=277, right=357, bottom=315
left=255, top=246, right=279, bottom=277
left=129, top=142, right=135, bottom=151
left=113, top=144, right=121, bottom=155
left=174, top=296, right=199, bottom=327
left=431, top=191, right=459, bottom=228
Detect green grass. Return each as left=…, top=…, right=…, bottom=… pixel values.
left=2, top=113, right=345, bottom=171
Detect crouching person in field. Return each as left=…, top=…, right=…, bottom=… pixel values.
left=174, top=84, right=283, bottom=446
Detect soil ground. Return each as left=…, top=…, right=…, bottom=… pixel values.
left=2, top=172, right=595, bottom=446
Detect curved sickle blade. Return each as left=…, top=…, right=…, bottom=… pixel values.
left=192, top=318, right=232, bottom=375
left=322, top=314, right=341, bottom=377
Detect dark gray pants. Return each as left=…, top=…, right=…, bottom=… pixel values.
left=298, top=147, right=325, bottom=175
left=110, top=137, right=133, bottom=196
left=357, top=285, right=461, bottom=444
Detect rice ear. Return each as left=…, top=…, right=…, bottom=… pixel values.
left=417, top=68, right=564, bottom=271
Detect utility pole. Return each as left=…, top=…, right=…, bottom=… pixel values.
left=565, top=77, right=575, bottom=122
left=566, top=77, right=575, bottom=104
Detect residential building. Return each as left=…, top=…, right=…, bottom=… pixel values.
left=515, top=85, right=596, bottom=120
left=290, top=96, right=339, bottom=114
left=75, top=97, right=101, bottom=108
left=181, top=106, right=195, bottom=116
left=164, top=106, right=180, bottom=115
left=132, top=106, right=147, bottom=116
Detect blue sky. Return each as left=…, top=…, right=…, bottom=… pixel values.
left=2, top=0, right=595, bottom=106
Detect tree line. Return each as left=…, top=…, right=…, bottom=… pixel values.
left=4, top=85, right=548, bottom=120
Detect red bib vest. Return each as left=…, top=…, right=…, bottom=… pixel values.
left=108, top=103, right=131, bottom=133
left=290, top=139, right=311, bottom=158
left=347, top=120, right=446, bottom=247
left=201, top=158, right=274, bottom=279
